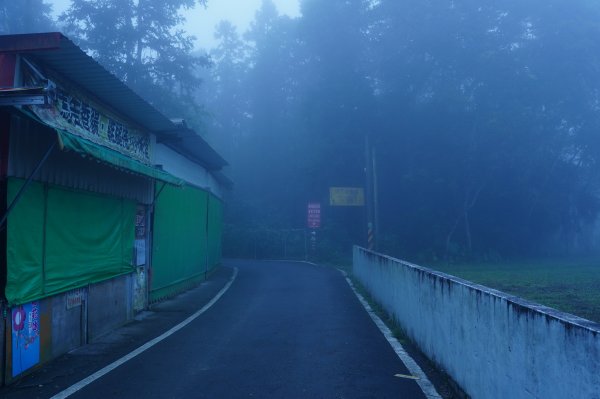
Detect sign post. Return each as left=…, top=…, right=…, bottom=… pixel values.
left=307, top=202, right=321, bottom=229
left=307, top=203, right=321, bottom=258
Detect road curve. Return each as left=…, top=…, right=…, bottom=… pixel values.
left=66, top=260, right=426, bottom=398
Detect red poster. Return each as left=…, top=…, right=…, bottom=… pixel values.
left=307, top=202, right=321, bottom=229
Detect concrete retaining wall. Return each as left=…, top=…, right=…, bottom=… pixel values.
left=353, top=246, right=600, bottom=399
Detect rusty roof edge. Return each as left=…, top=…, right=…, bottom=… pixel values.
left=0, top=32, right=62, bottom=53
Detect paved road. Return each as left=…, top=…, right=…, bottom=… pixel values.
left=61, top=260, right=426, bottom=398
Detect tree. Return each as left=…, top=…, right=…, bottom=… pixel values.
left=0, top=0, right=54, bottom=34
left=202, top=20, right=251, bottom=160
left=368, top=0, right=600, bottom=258
left=202, top=0, right=600, bottom=261
left=62, top=0, right=209, bottom=128
left=238, top=1, right=306, bottom=219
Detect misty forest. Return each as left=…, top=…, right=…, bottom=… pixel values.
left=4, top=0, right=600, bottom=266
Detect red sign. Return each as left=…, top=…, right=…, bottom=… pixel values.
left=307, top=202, right=321, bottom=229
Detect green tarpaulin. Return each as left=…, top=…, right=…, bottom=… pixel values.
left=207, top=194, right=223, bottom=271
left=5, top=178, right=136, bottom=305
left=150, top=184, right=209, bottom=301
left=5, top=180, right=44, bottom=304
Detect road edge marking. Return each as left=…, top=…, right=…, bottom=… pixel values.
left=340, top=270, right=443, bottom=399
left=262, top=259, right=319, bottom=266
left=51, top=267, right=239, bottom=399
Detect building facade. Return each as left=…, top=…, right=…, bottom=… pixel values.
left=0, top=33, right=229, bottom=384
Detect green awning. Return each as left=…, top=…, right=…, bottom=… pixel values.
left=56, top=129, right=183, bottom=186
left=17, top=106, right=183, bottom=186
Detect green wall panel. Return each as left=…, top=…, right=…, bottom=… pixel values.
left=151, top=184, right=208, bottom=300
left=207, top=195, right=223, bottom=271
left=5, top=178, right=135, bottom=305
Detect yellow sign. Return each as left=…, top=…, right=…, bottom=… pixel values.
left=329, top=187, right=365, bottom=206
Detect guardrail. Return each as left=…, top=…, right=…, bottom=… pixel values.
left=224, top=227, right=310, bottom=260
left=353, top=246, right=600, bottom=399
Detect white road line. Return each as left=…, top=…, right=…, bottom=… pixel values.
left=341, top=271, right=443, bottom=399
left=51, top=267, right=239, bottom=399
left=263, top=259, right=319, bottom=266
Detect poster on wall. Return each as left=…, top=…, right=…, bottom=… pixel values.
left=135, top=206, right=147, bottom=266
left=135, top=239, right=146, bottom=266
left=12, top=302, right=41, bottom=376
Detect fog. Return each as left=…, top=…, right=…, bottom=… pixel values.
left=204, top=0, right=600, bottom=265
left=46, top=0, right=300, bottom=49
left=3, top=0, right=600, bottom=266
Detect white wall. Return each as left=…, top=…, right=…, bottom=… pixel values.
left=153, top=142, right=223, bottom=198
left=353, top=247, right=600, bottom=399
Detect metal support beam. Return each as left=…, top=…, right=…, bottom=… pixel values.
left=0, top=94, right=48, bottom=106
left=0, top=140, right=56, bottom=231
left=153, top=181, right=167, bottom=203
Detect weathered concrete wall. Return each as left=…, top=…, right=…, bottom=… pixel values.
left=4, top=273, right=134, bottom=384
left=50, top=291, right=84, bottom=358
left=353, top=246, right=600, bottom=399
left=88, top=274, right=133, bottom=341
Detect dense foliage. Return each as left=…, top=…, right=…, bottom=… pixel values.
left=61, top=0, right=209, bottom=130
left=0, top=1, right=54, bottom=34
left=2, top=0, right=208, bottom=130
left=203, top=0, right=600, bottom=262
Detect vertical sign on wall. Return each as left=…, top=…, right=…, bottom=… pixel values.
left=134, top=205, right=147, bottom=311
left=135, top=206, right=146, bottom=266
left=12, top=301, right=40, bottom=376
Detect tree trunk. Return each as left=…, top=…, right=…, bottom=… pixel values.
left=445, top=214, right=462, bottom=261
left=464, top=209, right=472, bottom=255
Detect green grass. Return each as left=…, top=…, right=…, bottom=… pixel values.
left=430, top=259, right=600, bottom=324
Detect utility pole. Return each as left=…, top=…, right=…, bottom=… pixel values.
left=365, top=135, right=375, bottom=250
left=364, top=135, right=380, bottom=251
left=372, top=145, right=380, bottom=252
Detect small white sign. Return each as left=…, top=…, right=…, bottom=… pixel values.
left=66, top=289, right=86, bottom=309
left=135, top=239, right=146, bottom=266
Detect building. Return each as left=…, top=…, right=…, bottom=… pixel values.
left=0, top=32, right=230, bottom=384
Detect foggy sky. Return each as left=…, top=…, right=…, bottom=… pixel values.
left=47, top=0, right=300, bottom=49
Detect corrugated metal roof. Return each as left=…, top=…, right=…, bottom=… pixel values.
left=0, top=32, right=228, bottom=171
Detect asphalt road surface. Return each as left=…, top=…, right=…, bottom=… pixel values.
left=62, top=260, right=427, bottom=398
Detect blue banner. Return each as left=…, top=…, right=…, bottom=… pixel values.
left=12, top=302, right=40, bottom=376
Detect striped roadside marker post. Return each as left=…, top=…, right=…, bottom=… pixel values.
left=367, top=222, right=374, bottom=250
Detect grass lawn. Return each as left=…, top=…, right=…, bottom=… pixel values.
left=429, top=259, right=600, bottom=324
